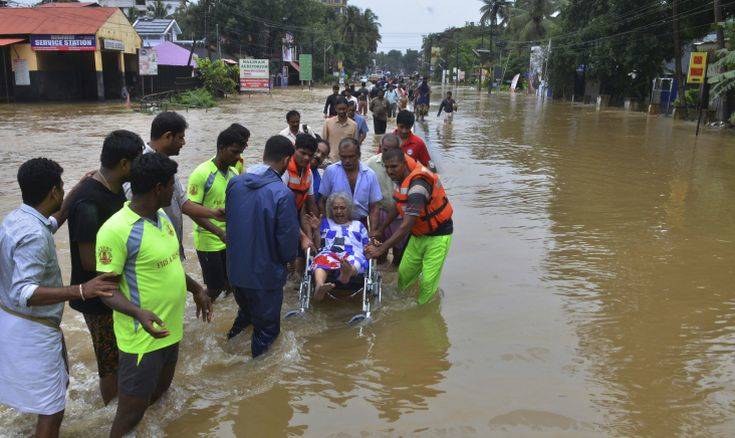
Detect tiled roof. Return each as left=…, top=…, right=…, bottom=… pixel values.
left=0, top=7, right=116, bottom=35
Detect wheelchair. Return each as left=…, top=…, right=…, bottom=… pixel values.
left=284, top=247, right=383, bottom=325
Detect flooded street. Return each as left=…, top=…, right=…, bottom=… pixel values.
left=2, top=87, right=735, bottom=436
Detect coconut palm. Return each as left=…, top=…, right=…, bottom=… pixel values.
left=508, top=0, right=561, bottom=41
left=480, top=0, right=512, bottom=27
left=147, top=0, right=169, bottom=19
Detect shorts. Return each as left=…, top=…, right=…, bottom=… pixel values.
left=83, top=312, right=118, bottom=377
left=196, top=250, right=228, bottom=291
left=118, top=343, right=179, bottom=399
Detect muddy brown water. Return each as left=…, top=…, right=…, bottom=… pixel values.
left=1, top=88, right=735, bottom=437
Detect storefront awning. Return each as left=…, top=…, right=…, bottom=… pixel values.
left=0, top=38, right=25, bottom=47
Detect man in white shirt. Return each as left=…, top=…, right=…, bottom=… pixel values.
left=278, top=110, right=317, bottom=145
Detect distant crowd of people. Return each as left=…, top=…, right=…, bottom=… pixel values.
left=0, top=82, right=457, bottom=436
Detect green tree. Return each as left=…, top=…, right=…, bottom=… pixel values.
left=480, top=0, right=512, bottom=27
left=147, top=0, right=169, bottom=18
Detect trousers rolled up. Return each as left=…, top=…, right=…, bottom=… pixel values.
left=397, top=234, right=452, bottom=305
left=232, top=287, right=284, bottom=358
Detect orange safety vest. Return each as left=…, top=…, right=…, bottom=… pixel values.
left=286, top=156, right=312, bottom=210
left=393, top=165, right=453, bottom=236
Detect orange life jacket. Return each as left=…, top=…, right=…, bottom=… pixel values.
left=393, top=166, right=453, bottom=236
left=286, top=156, right=312, bottom=210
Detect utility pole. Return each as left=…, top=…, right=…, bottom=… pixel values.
left=204, top=0, right=211, bottom=60
left=672, top=0, right=687, bottom=118
left=216, top=24, right=221, bottom=59
left=714, top=0, right=728, bottom=121
left=455, top=39, right=459, bottom=85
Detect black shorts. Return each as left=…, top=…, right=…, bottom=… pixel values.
left=196, top=249, right=228, bottom=291
left=118, top=343, right=179, bottom=399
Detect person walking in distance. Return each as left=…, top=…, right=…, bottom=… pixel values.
left=369, top=89, right=390, bottom=135
left=322, top=97, right=358, bottom=161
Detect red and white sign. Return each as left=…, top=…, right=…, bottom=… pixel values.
left=239, top=58, right=269, bottom=91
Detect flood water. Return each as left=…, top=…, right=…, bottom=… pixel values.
left=2, top=87, right=735, bottom=436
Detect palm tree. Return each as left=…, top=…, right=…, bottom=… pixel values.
left=359, top=8, right=381, bottom=53
left=508, top=0, right=560, bottom=41
left=339, top=5, right=360, bottom=47
left=480, top=0, right=512, bottom=28
left=147, top=0, right=169, bottom=19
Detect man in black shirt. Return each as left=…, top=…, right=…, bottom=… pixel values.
left=67, top=130, right=144, bottom=404
left=323, top=84, right=341, bottom=118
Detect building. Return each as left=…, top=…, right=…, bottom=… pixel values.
left=321, top=0, right=347, bottom=13
left=97, top=0, right=184, bottom=18
left=0, top=5, right=141, bottom=102
left=133, top=18, right=182, bottom=47
left=143, top=40, right=197, bottom=92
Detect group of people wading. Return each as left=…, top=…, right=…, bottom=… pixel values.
left=0, top=85, right=455, bottom=436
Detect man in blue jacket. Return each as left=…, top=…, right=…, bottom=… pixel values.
left=226, top=135, right=300, bottom=358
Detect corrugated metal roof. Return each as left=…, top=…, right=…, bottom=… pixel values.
left=0, top=7, right=117, bottom=35
left=35, top=2, right=98, bottom=8
left=133, top=18, right=174, bottom=35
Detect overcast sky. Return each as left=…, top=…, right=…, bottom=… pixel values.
left=12, top=0, right=484, bottom=53
left=349, top=0, right=483, bottom=53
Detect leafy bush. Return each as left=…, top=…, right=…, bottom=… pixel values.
left=175, top=88, right=216, bottom=108
left=196, top=58, right=238, bottom=96
left=709, top=22, right=735, bottom=100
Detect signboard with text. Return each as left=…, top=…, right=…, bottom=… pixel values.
left=299, top=54, right=312, bottom=82
left=31, top=34, right=95, bottom=52
left=239, top=58, right=269, bottom=91
left=687, top=52, right=708, bottom=84
left=103, top=39, right=124, bottom=51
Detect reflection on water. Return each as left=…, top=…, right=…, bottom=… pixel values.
left=2, top=88, right=735, bottom=436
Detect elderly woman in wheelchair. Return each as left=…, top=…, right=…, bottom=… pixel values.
left=305, top=192, right=371, bottom=301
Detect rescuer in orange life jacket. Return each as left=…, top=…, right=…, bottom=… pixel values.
left=366, top=147, right=454, bottom=305
left=282, top=133, right=319, bottom=275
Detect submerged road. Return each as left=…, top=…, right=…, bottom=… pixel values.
left=1, top=87, right=735, bottom=436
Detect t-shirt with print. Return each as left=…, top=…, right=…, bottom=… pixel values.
left=187, top=159, right=238, bottom=252
left=96, top=203, right=186, bottom=356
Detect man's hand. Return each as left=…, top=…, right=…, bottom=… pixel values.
left=212, top=208, right=226, bottom=221
left=193, top=289, right=213, bottom=322
left=81, top=272, right=119, bottom=299
left=136, top=309, right=170, bottom=338
left=365, top=243, right=385, bottom=259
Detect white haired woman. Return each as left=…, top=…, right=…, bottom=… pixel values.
left=308, top=192, right=370, bottom=301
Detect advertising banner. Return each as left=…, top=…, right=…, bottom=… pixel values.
left=239, top=58, right=269, bottom=91
left=139, top=47, right=158, bottom=76
left=282, top=32, right=295, bottom=62
left=31, top=34, right=95, bottom=52
left=431, top=47, right=440, bottom=67
left=299, top=54, right=312, bottom=82
left=687, top=52, right=708, bottom=84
